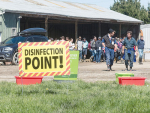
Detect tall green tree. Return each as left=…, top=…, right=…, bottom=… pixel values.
left=110, top=0, right=150, bottom=24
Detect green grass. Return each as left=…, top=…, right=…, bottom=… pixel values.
left=0, top=81, right=150, bottom=113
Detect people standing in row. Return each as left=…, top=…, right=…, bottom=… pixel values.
left=122, top=31, right=138, bottom=71
left=95, top=37, right=102, bottom=63
left=82, top=38, right=88, bottom=61
left=102, top=29, right=118, bottom=71
left=77, top=36, right=83, bottom=62
left=137, top=36, right=145, bottom=65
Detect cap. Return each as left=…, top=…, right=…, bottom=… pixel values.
left=98, top=37, right=101, bottom=39
left=109, top=29, right=116, bottom=33
left=83, top=38, right=86, bottom=40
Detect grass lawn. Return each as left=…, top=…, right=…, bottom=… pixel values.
left=0, top=80, right=150, bottom=113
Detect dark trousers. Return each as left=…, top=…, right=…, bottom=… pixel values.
left=125, top=50, right=134, bottom=68
left=96, top=50, right=102, bottom=62
left=105, top=48, right=114, bottom=66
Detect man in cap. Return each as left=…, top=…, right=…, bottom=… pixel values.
left=102, top=29, right=118, bottom=71
left=95, top=37, right=102, bottom=63
left=122, top=31, right=138, bottom=71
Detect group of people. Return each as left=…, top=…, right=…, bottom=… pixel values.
left=77, top=36, right=105, bottom=63
left=76, top=29, right=145, bottom=71
left=48, top=29, right=145, bottom=71
left=48, top=36, right=75, bottom=50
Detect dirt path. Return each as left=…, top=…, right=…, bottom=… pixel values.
left=0, top=62, right=150, bottom=83
left=78, top=62, right=150, bottom=82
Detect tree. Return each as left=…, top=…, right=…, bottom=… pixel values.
left=110, top=0, right=150, bottom=24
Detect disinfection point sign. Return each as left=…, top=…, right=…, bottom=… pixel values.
left=18, top=41, right=70, bottom=77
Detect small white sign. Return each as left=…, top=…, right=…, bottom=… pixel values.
left=99, top=47, right=101, bottom=50
left=112, top=41, right=114, bottom=45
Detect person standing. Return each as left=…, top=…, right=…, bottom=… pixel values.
left=102, top=29, right=117, bottom=71
left=90, top=36, right=97, bottom=62
left=118, top=38, right=124, bottom=63
left=102, top=46, right=106, bottom=62
left=82, top=38, right=88, bottom=61
left=66, top=37, right=69, bottom=41
left=60, top=36, right=65, bottom=41
left=122, top=31, right=138, bottom=71
left=95, top=37, right=102, bottom=63
left=50, top=38, right=54, bottom=42
left=137, top=36, right=145, bottom=64
left=114, top=38, right=119, bottom=63
left=77, top=36, right=83, bottom=62
left=54, top=38, right=58, bottom=42
left=48, top=37, right=52, bottom=42
left=88, top=39, right=93, bottom=59
left=69, top=38, right=75, bottom=50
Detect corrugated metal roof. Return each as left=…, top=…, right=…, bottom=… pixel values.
left=0, top=0, right=142, bottom=23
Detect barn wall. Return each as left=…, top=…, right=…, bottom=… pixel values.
left=0, top=13, right=20, bottom=42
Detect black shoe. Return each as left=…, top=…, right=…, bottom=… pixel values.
left=129, top=67, right=133, bottom=71
left=139, top=58, right=143, bottom=65
left=110, top=65, right=113, bottom=71
left=124, top=65, right=128, bottom=71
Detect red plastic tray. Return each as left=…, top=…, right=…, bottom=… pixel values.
left=118, top=77, right=146, bottom=86
left=15, top=76, right=43, bottom=85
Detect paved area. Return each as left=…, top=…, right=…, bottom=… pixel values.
left=0, top=62, right=150, bottom=83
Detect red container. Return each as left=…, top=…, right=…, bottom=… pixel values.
left=118, top=77, right=146, bottom=86
left=15, top=76, right=43, bottom=85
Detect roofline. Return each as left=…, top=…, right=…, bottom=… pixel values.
left=5, top=9, right=143, bottom=24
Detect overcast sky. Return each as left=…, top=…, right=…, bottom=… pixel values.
left=58, top=0, right=150, bottom=9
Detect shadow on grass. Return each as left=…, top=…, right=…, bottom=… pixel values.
left=45, top=90, right=57, bottom=94
left=16, top=89, right=40, bottom=96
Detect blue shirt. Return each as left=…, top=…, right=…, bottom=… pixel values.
left=82, top=40, right=88, bottom=49
left=122, top=37, right=137, bottom=49
left=137, top=39, right=145, bottom=49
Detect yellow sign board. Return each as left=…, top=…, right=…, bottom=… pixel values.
left=22, top=45, right=66, bottom=73
left=18, top=41, right=70, bottom=77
